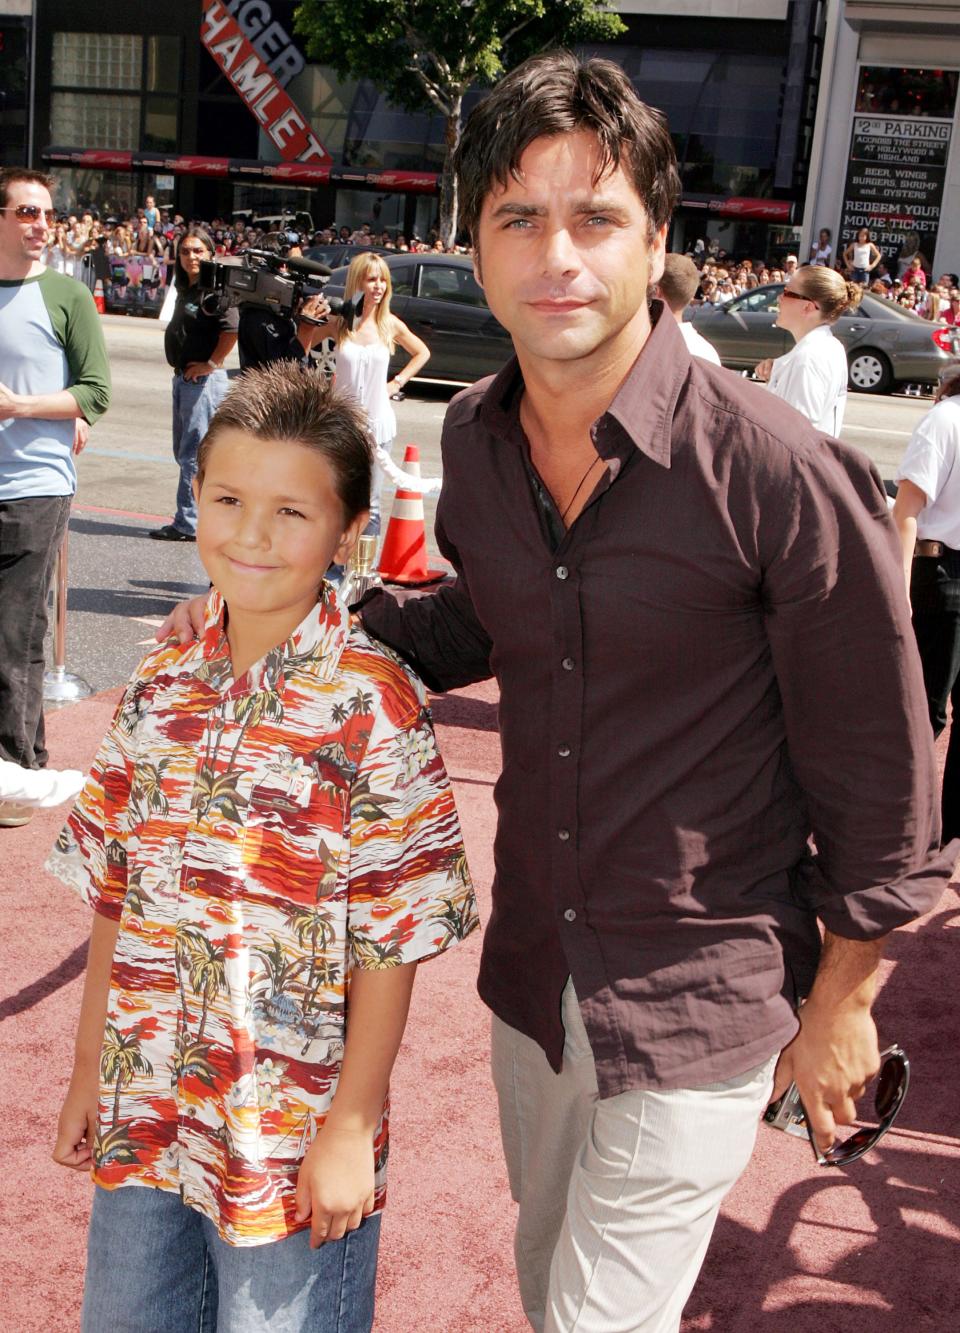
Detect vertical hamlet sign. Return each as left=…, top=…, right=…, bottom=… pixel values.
left=840, top=114, right=952, bottom=266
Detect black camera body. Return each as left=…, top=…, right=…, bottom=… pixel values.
left=197, top=249, right=363, bottom=329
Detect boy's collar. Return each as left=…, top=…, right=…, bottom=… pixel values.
left=195, top=585, right=351, bottom=692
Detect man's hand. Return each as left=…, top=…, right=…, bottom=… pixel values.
left=52, top=1063, right=100, bottom=1172
left=771, top=1000, right=880, bottom=1152
left=294, top=1125, right=376, bottom=1247
left=73, top=418, right=90, bottom=455
left=770, top=931, right=885, bottom=1152
left=0, top=381, right=24, bottom=419
left=183, top=360, right=217, bottom=382
left=156, top=594, right=207, bottom=644
left=300, top=294, right=331, bottom=324
left=754, top=358, right=774, bottom=382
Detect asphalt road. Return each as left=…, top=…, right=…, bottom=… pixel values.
left=49, top=313, right=932, bottom=696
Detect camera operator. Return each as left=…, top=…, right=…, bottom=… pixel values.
left=149, top=226, right=237, bottom=542
left=237, top=232, right=331, bottom=371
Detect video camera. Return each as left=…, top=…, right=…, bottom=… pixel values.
left=197, top=248, right=363, bottom=329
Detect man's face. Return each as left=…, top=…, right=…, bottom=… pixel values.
left=472, top=130, right=667, bottom=372
left=0, top=179, right=54, bottom=270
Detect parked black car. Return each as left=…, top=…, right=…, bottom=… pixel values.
left=304, top=243, right=390, bottom=270
left=321, top=253, right=513, bottom=384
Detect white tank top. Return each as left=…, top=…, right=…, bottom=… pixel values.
left=852, top=242, right=872, bottom=269
left=335, top=337, right=397, bottom=446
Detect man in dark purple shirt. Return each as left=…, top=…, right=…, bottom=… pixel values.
left=360, top=52, right=952, bottom=1331
left=162, top=51, right=953, bottom=1333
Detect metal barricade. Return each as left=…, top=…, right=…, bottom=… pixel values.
left=43, top=530, right=92, bottom=706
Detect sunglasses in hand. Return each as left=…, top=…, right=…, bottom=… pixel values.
left=763, top=1045, right=909, bottom=1167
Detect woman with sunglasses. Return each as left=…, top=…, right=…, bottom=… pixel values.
left=754, top=269, right=861, bottom=435
left=148, top=227, right=238, bottom=542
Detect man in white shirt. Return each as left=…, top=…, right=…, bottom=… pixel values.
left=654, top=254, right=722, bottom=365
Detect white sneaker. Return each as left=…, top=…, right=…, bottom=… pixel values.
left=0, top=801, right=34, bottom=828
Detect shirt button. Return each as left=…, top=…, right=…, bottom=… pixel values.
left=558, top=744, right=571, bottom=758
left=558, top=828, right=570, bottom=841
left=561, top=656, right=575, bottom=671
left=556, top=565, right=569, bottom=580
left=563, top=908, right=577, bottom=922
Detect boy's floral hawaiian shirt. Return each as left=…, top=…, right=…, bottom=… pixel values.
left=47, top=587, right=478, bottom=1245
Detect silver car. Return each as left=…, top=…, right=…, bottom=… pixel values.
left=689, top=283, right=956, bottom=392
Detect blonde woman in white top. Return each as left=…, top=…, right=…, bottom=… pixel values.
left=754, top=267, right=861, bottom=435
left=325, top=253, right=430, bottom=535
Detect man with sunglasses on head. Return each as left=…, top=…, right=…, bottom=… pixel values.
left=0, top=168, right=110, bottom=828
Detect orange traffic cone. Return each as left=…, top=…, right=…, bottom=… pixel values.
left=93, top=279, right=106, bottom=315
left=377, top=445, right=447, bottom=587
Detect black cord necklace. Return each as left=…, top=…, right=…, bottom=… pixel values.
left=560, top=456, right=602, bottom=522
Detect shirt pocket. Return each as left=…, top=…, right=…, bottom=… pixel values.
left=241, top=754, right=350, bottom=905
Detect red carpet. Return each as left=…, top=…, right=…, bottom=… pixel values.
left=1, top=680, right=957, bottom=1331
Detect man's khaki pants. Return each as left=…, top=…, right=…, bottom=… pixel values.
left=491, top=981, right=776, bottom=1332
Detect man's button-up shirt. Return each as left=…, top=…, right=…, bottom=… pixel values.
left=361, top=303, right=952, bottom=1099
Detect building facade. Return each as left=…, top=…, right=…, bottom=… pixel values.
left=803, top=0, right=960, bottom=276
left=12, top=0, right=829, bottom=257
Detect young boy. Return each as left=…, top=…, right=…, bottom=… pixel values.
left=49, top=364, right=478, bottom=1331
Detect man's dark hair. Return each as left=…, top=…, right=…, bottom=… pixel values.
left=0, top=167, right=54, bottom=209
left=656, top=254, right=700, bottom=312
left=198, top=363, right=371, bottom=520
left=454, top=52, right=680, bottom=244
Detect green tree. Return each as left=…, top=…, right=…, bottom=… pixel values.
left=294, top=0, right=625, bottom=245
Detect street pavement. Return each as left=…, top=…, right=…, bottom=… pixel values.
left=54, top=313, right=932, bottom=696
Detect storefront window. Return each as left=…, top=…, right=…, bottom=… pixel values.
left=52, top=33, right=142, bottom=91
left=856, top=67, right=959, bottom=119
left=51, top=92, right=140, bottom=149
left=143, top=97, right=178, bottom=152
left=0, top=17, right=30, bottom=167
left=841, top=65, right=960, bottom=268
left=50, top=32, right=182, bottom=152
left=588, top=44, right=785, bottom=199
left=146, top=36, right=181, bottom=95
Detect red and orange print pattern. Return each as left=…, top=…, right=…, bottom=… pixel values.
left=48, top=587, right=478, bottom=1246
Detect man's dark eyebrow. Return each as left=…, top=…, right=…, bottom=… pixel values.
left=489, top=202, right=547, bottom=219
left=570, top=198, right=631, bottom=217
left=489, top=198, right=631, bottom=219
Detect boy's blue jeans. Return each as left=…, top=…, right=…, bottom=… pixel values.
left=82, top=1185, right=381, bottom=1332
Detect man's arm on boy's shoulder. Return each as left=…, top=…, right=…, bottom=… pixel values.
left=357, top=573, right=493, bottom=693
left=358, top=509, right=493, bottom=692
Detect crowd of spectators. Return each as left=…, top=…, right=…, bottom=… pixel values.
left=42, top=195, right=462, bottom=283
left=684, top=233, right=960, bottom=329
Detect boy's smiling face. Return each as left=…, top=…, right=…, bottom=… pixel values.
left=194, top=428, right=366, bottom=642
